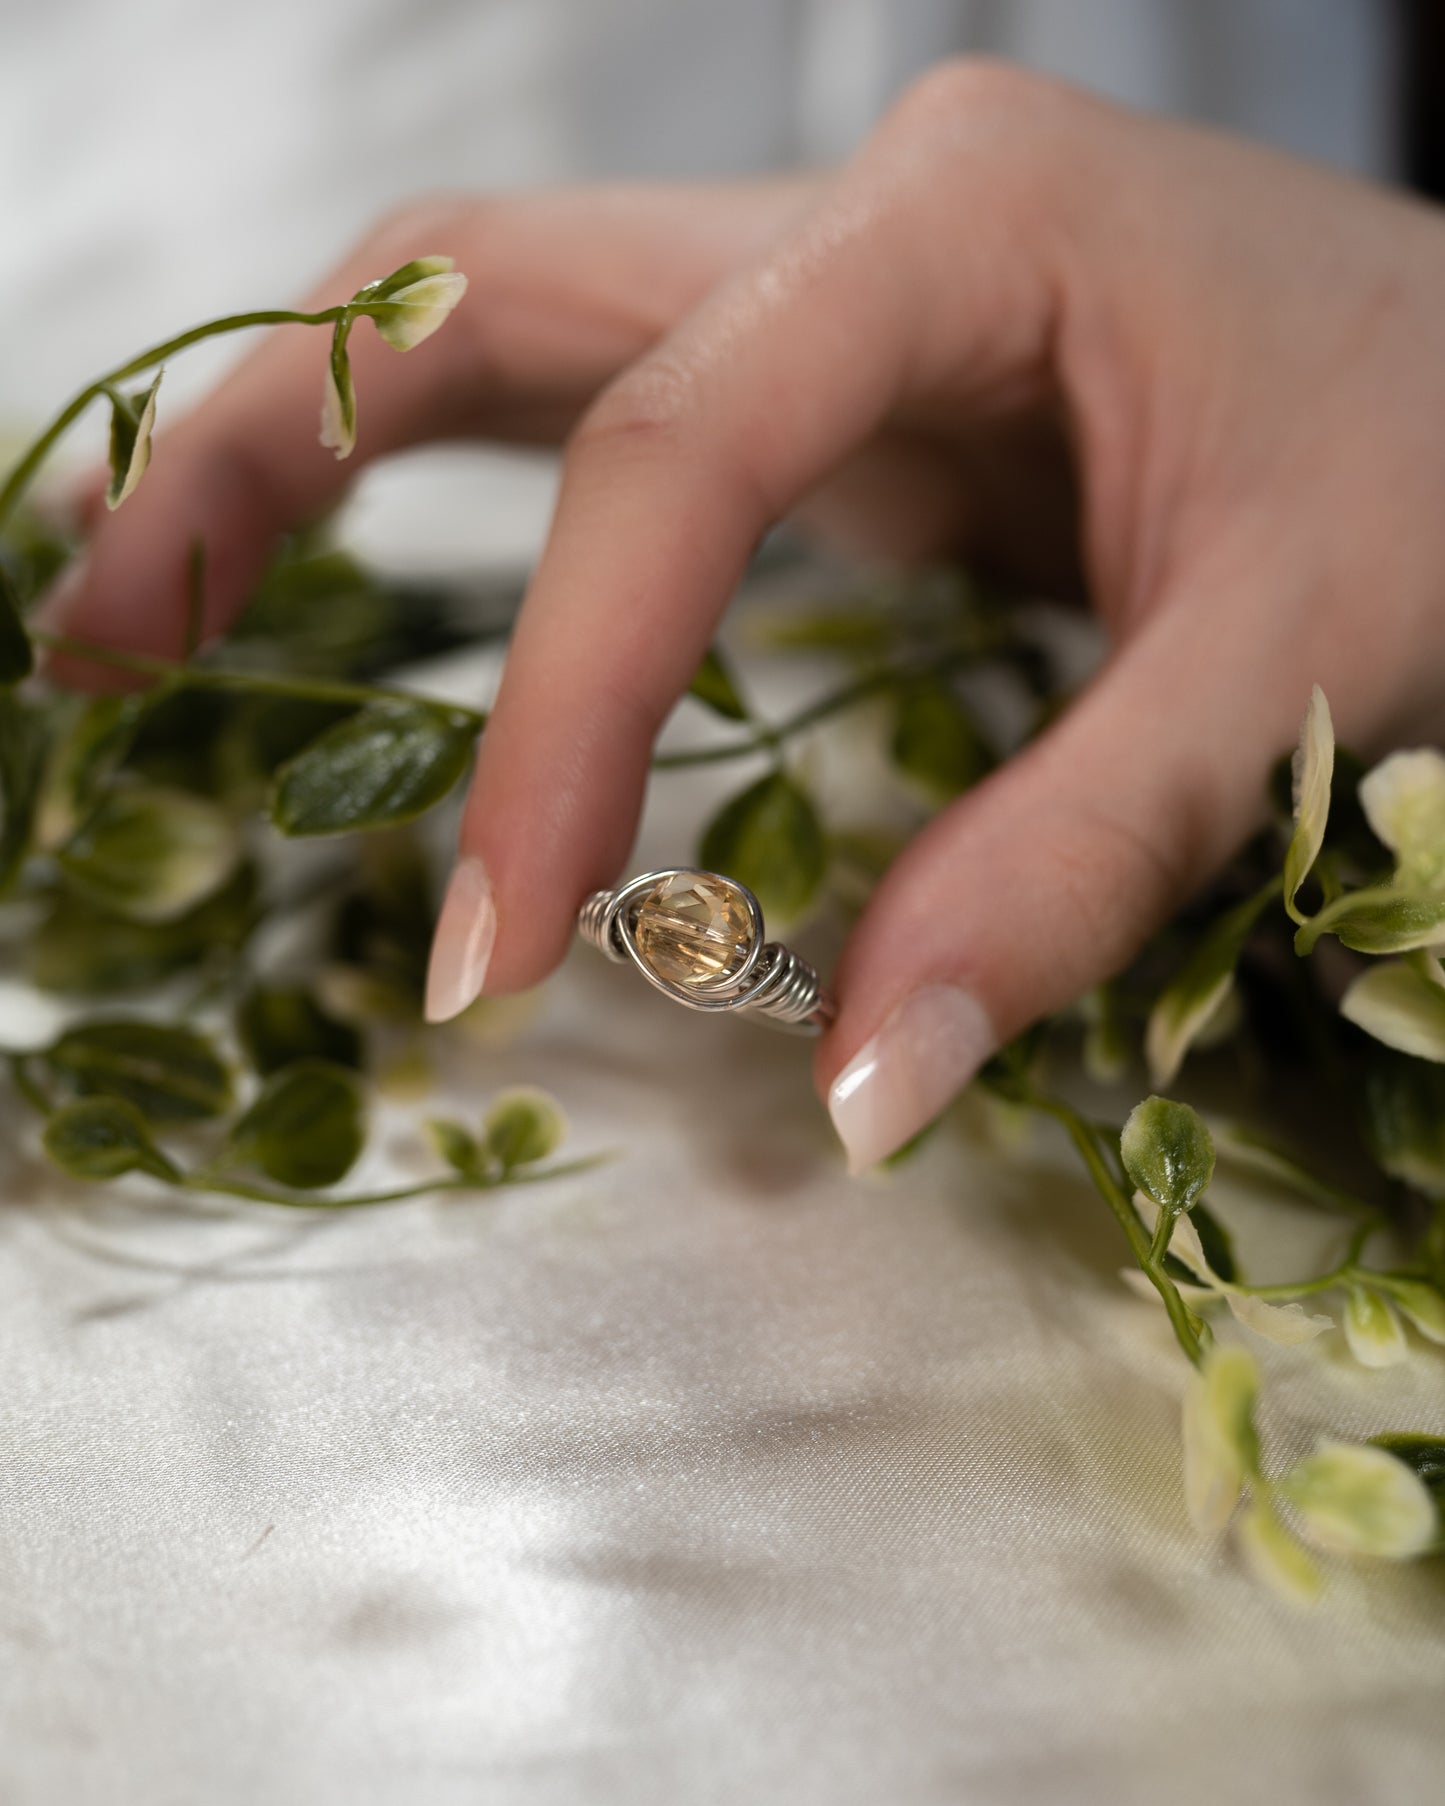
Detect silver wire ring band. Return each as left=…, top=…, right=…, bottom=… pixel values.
left=578, top=867, right=836, bottom=1035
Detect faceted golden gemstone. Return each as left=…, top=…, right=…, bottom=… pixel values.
left=633, top=873, right=755, bottom=989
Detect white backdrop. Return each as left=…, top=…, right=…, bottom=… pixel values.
left=0, top=0, right=1396, bottom=423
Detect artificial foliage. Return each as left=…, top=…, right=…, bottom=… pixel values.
left=2, top=264, right=1443, bottom=1601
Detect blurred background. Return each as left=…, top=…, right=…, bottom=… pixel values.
left=0, top=0, right=1427, bottom=517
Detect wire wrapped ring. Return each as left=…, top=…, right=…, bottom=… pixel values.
left=578, top=868, right=835, bottom=1035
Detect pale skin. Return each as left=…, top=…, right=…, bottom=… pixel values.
left=48, top=63, right=1445, bottom=1170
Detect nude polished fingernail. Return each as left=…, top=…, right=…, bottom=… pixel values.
left=424, top=855, right=497, bottom=1023
left=827, top=985, right=996, bottom=1175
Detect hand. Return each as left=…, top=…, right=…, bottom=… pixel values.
left=54, top=63, right=1445, bottom=1171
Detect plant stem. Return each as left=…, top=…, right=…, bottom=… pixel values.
left=1235, top=1269, right=1351, bottom=1302
left=180, top=1171, right=477, bottom=1208
left=8, top=1054, right=52, bottom=1116
left=0, top=307, right=356, bottom=533
left=33, top=628, right=978, bottom=780
left=654, top=646, right=982, bottom=770
left=34, top=631, right=486, bottom=724
left=178, top=1152, right=607, bottom=1210
left=1005, top=1082, right=1206, bottom=1364
left=1292, top=882, right=1410, bottom=956
left=1232, top=1221, right=1375, bottom=1301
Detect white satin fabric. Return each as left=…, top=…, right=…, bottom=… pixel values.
left=3, top=474, right=1445, bottom=1803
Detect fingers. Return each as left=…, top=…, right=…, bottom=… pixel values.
left=427, top=70, right=1071, bottom=1015
left=817, top=602, right=1305, bottom=1173
left=50, top=183, right=814, bottom=671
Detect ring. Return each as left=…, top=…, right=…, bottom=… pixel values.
left=577, top=868, right=836, bottom=1035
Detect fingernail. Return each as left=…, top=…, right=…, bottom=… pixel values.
left=827, top=984, right=996, bottom=1175
left=424, top=855, right=497, bottom=1023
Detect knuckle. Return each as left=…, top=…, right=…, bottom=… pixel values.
left=569, top=356, right=699, bottom=463
left=885, top=56, right=1070, bottom=143
left=874, top=57, right=1099, bottom=220
left=1047, top=797, right=1194, bottom=962
left=569, top=352, right=778, bottom=523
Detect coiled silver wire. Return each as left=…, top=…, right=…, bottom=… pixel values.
left=578, top=869, right=835, bottom=1035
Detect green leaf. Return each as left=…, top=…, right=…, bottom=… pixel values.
left=27, top=864, right=260, bottom=996
left=1079, top=983, right=1130, bottom=1086
left=1369, top=1435, right=1445, bottom=1549
left=1225, top=1288, right=1334, bottom=1346
left=426, top=1117, right=487, bottom=1179
left=1369, top=1276, right=1445, bottom=1344
left=213, top=695, right=353, bottom=804
left=319, top=314, right=357, bottom=458
left=58, top=784, right=241, bottom=923
left=231, top=543, right=432, bottom=679
left=687, top=646, right=749, bottom=722
left=1332, top=896, right=1445, bottom=955
left=105, top=369, right=163, bottom=509
left=1236, top=1497, right=1324, bottom=1606
left=0, top=689, right=50, bottom=892
left=322, top=829, right=437, bottom=1013
left=1132, top=1189, right=1215, bottom=1285
left=358, top=257, right=458, bottom=304
left=1363, top=1051, right=1445, bottom=1196
left=116, top=687, right=229, bottom=794
left=1145, top=884, right=1277, bottom=1085
left=754, top=605, right=893, bottom=657
left=361, top=260, right=468, bottom=352
left=1339, top=957, right=1445, bottom=1061
left=238, top=985, right=363, bottom=1077
left=1120, top=1095, right=1215, bottom=1215
left=1283, top=685, right=1334, bottom=925
left=888, top=675, right=988, bottom=803
left=1281, top=1439, right=1437, bottom=1558
left=1182, top=1342, right=1259, bottom=1534
left=0, top=561, right=34, bottom=684
left=1188, top=1201, right=1237, bottom=1285
left=1271, top=744, right=1378, bottom=869
left=1358, top=749, right=1445, bottom=891
left=483, top=1087, right=565, bottom=1171
left=35, top=693, right=149, bottom=850
left=1295, top=886, right=1445, bottom=957
left=226, top=1060, right=364, bottom=1190
left=698, top=770, right=827, bottom=925
left=1342, top=1285, right=1408, bottom=1368
left=271, top=701, right=478, bottom=837
left=42, top=1097, right=180, bottom=1184
left=45, top=1019, right=232, bottom=1123
left=0, top=516, right=71, bottom=610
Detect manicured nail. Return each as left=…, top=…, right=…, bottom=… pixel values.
left=827, top=984, right=996, bottom=1175
left=424, top=855, right=496, bottom=1023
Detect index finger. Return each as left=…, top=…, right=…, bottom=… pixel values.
left=425, top=74, right=1064, bottom=1015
